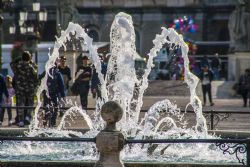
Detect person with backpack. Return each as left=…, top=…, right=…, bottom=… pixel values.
left=239, top=68, right=250, bottom=107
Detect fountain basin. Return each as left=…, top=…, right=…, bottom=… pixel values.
left=0, top=161, right=242, bottom=167
left=0, top=128, right=247, bottom=166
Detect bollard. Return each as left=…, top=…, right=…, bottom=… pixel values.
left=94, top=101, right=125, bottom=167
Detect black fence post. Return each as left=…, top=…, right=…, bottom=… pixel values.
left=210, top=111, right=214, bottom=130
left=247, top=142, right=250, bottom=167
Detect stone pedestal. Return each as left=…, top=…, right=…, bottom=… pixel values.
left=95, top=132, right=125, bottom=167
left=94, top=101, right=125, bottom=167
left=228, top=52, right=250, bottom=81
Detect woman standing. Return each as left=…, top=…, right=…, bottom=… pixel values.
left=0, top=75, right=15, bottom=126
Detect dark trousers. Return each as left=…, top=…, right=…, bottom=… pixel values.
left=0, top=107, right=12, bottom=122
left=79, top=83, right=90, bottom=109
left=241, top=90, right=249, bottom=107
left=43, top=93, right=59, bottom=127
left=16, top=95, right=34, bottom=123
left=15, top=97, right=29, bottom=124
left=202, top=84, right=213, bottom=104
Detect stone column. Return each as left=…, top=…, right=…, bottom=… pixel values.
left=94, top=101, right=125, bottom=167
left=228, top=52, right=250, bottom=81
left=228, top=1, right=250, bottom=81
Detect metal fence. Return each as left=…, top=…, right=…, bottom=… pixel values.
left=0, top=136, right=249, bottom=166
left=0, top=106, right=249, bottom=130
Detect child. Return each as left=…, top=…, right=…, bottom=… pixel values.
left=1, top=75, right=15, bottom=126
left=0, top=74, right=9, bottom=126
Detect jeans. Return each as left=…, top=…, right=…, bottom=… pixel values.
left=212, top=67, right=220, bottom=80
left=43, top=93, right=59, bottom=127
left=202, top=84, right=213, bottom=105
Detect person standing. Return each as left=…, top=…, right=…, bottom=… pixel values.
left=46, top=66, right=65, bottom=127
left=239, top=69, right=250, bottom=107
left=0, top=74, right=9, bottom=127
left=199, top=65, right=214, bottom=106
left=200, top=55, right=210, bottom=69
left=0, top=75, right=15, bottom=126
left=211, top=53, right=221, bottom=80
left=15, top=51, right=39, bottom=127
left=91, top=56, right=107, bottom=99
left=75, top=55, right=92, bottom=109
left=58, top=56, right=71, bottom=95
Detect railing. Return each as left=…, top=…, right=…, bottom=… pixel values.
left=0, top=106, right=249, bottom=130
left=0, top=136, right=249, bottom=166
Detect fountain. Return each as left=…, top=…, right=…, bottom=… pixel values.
left=0, top=12, right=246, bottom=166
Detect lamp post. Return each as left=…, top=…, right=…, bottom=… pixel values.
left=0, top=0, right=14, bottom=70
left=9, top=0, right=47, bottom=64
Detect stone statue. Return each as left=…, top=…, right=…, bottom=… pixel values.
left=228, top=0, right=250, bottom=51
left=57, top=0, right=81, bottom=30
left=94, top=101, right=125, bottom=167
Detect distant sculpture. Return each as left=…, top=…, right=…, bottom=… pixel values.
left=57, top=0, right=81, bottom=30
left=228, top=0, right=250, bottom=51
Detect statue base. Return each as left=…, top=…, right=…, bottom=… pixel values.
left=228, top=52, right=250, bottom=81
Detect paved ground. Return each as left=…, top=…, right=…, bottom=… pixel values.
left=0, top=95, right=249, bottom=131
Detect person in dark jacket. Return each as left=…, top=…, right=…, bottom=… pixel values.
left=200, top=55, right=210, bottom=69
left=211, top=53, right=221, bottom=80
left=75, top=55, right=92, bottom=109
left=58, top=56, right=71, bottom=95
left=239, top=68, right=250, bottom=107
left=91, top=56, right=107, bottom=99
left=40, top=65, right=65, bottom=127
left=199, top=65, right=214, bottom=106
left=0, top=74, right=9, bottom=126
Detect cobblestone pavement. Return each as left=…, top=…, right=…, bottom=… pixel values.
left=0, top=96, right=249, bottom=131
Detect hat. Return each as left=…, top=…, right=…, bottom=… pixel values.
left=82, top=55, right=89, bottom=60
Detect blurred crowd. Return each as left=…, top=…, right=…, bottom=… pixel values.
left=155, top=54, right=227, bottom=81
left=0, top=51, right=107, bottom=127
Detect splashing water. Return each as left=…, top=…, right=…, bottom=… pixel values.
left=0, top=12, right=240, bottom=163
